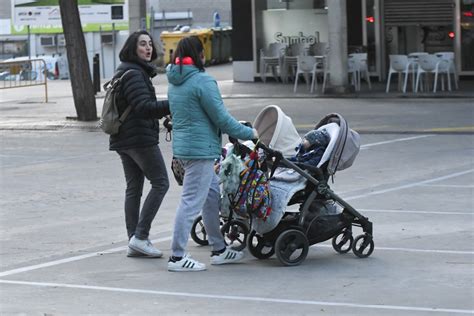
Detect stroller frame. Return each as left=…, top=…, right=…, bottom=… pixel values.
left=247, top=141, right=374, bottom=266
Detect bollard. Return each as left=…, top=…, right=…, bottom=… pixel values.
left=93, top=54, right=101, bottom=94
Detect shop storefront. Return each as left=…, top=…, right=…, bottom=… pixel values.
left=231, top=0, right=474, bottom=82
left=380, top=0, right=474, bottom=77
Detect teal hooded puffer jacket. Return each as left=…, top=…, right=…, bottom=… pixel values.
left=166, top=64, right=254, bottom=159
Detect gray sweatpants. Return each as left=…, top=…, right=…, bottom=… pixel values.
left=171, top=159, right=226, bottom=257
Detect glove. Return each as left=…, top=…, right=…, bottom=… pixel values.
left=163, top=116, right=172, bottom=132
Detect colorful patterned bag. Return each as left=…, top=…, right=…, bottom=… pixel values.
left=232, top=150, right=272, bottom=221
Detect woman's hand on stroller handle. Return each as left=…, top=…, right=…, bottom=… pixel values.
left=253, top=141, right=281, bottom=159
left=252, top=128, right=259, bottom=140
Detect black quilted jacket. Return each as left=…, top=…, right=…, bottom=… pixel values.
left=109, top=60, right=170, bottom=151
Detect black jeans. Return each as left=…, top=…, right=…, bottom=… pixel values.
left=117, top=145, right=169, bottom=240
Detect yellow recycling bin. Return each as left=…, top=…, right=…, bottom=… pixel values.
left=160, top=29, right=213, bottom=65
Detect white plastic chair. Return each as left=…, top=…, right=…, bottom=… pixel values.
left=415, top=54, right=451, bottom=93
left=386, top=55, right=415, bottom=93
left=347, top=57, right=360, bottom=91
left=309, top=42, right=328, bottom=57
left=281, top=43, right=309, bottom=83
left=260, top=43, right=286, bottom=83
left=349, top=53, right=371, bottom=90
left=293, top=56, right=321, bottom=93
left=436, top=52, right=459, bottom=90
left=321, top=55, right=329, bottom=94
left=408, top=52, right=429, bottom=59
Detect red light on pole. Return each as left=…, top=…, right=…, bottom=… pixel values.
left=448, top=31, right=455, bottom=39
left=365, top=16, right=375, bottom=23
left=463, top=11, right=473, bottom=17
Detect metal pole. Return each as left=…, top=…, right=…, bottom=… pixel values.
left=112, top=23, right=116, bottom=71
left=100, top=25, right=105, bottom=77
left=150, top=6, right=155, bottom=35
left=27, top=25, right=31, bottom=59
left=42, top=59, right=48, bottom=103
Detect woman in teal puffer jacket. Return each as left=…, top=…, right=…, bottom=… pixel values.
left=166, top=36, right=258, bottom=272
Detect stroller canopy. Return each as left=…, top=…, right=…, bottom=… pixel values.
left=253, top=105, right=301, bottom=158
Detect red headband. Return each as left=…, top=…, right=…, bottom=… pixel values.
left=175, top=57, right=194, bottom=65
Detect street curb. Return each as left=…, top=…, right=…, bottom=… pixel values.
left=148, top=94, right=474, bottom=100
left=1, top=123, right=472, bottom=134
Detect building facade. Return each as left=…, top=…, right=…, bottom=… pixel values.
left=231, top=0, right=474, bottom=82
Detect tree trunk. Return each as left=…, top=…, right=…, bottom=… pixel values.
left=59, top=0, right=97, bottom=121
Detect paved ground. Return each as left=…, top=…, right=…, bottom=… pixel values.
left=0, top=63, right=473, bottom=315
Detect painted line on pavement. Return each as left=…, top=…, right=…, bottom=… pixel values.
left=1, top=233, right=472, bottom=279
left=0, top=280, right=472, bottom=314
left=425, top=126, right=474, bottom=133
left=358, top=208, right=473, bottom=215
left=316, top=244, right=473, bottom=255
left=345, top=168, right=474, bottom=201
left=0, top=236, right=172, bottom=278
left=421, top=184, right=474, bottom=188
left=360, top=135, right=434, bottom=149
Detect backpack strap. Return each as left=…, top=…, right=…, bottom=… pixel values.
left=119, top=105, right=133, bottom=123
left=115, top=69, right=139, bottom=123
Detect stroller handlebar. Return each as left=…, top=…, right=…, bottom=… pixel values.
left=254, top=140, right=280, bottom=158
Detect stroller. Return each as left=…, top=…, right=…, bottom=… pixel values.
left=246, top=105, right=374, bottom=266
left=191, top=105, right=374, bottom=266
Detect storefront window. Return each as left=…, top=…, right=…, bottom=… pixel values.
left=255, top=0, right=328, bottom=73
left=460, top=0, right=474, bottom=71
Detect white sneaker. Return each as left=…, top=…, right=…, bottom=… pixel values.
left=168, top=256, right=206, bottom=272
left=128, top=236, right=163, bottom=258
left=127, top=246, right=162, bottom=258
left=210, top=247, right=244, bottom=265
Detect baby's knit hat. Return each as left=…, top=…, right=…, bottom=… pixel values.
left=303, top=129, right=330, bottom=148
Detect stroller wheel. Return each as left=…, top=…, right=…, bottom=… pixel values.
left=332, top=230, right=354, bottom=254
left=221, top=220, right=249, bottom=251
left=352, top=234, right=374, bottom=258
left=247, top=230, right=275, bottom=259
left=275, top=229, right=309, bottom=266
left=190, top=215, right=209, bottom=246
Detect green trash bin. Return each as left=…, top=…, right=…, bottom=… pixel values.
left=211, top=27, right=223, bottom=64
left=221, top=27, right=232, bottom=63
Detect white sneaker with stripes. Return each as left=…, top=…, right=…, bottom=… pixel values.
left=210, top=247, right=244, bottom=265
left=167, top=255, right=206, bottom=272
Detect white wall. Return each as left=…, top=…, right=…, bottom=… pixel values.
left=260, top=9, right=328, bottom=50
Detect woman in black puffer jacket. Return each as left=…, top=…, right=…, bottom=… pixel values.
left=110, top=30, right=170, bottom=258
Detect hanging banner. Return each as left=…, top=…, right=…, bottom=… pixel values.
left=11, top=0, right=129, bottom=34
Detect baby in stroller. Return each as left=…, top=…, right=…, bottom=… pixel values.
left=247, top=105, right=374, bottom=266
